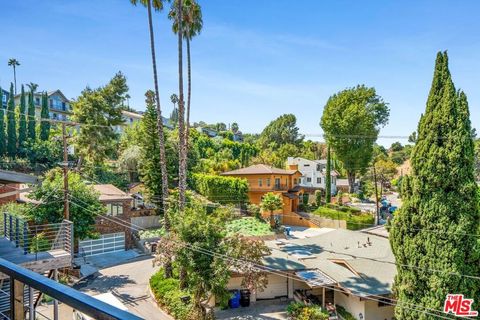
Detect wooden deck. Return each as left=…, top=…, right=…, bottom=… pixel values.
left=0, top=238, right=71, bottom=278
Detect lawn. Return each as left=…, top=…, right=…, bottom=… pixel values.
left=313, top=205, right=374, bottom=230
left=226, top=217, right=274, bottom=237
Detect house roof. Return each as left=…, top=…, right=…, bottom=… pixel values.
left=92, top=184, right=132, bottom=202
left=262, top=229, right=396, bottom=297
left=221, top=164, right=299, bottom=176
left=0, top=170, right=40, bottom=185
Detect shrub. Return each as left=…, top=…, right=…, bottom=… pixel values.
left=313, top=206, right=374, bottom=230
left=315, top=190, right=322, bottom=207
left=336, top=305, right=356, bottom=320
left=29, top=233, right=51, bottom=253
left=191, top=173, right=248, bottom=205
left=226, top=217, right=273, bottom=237
left=150, top=270, right=193, bottom=320
left=286, top=302, right=328, bottom=320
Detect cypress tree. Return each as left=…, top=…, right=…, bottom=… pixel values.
left=0, top=88, right=5, bottom=156
left=6, top=83, right=17, bottom=157
left=390, top=52, right=480, bottom=319
left=27, top=91, right=36, bottom=140
left=40, top=92, right=50, bottom=141
left=325, top=145, right=331, bottom=203
left=18, top=84, right=27, bottom=150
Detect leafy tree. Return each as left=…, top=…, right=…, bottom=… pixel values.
left=231, top=122, right=239, bottom=134
left=18, top=85, right=27, bottom=151
left=373, top=157, right=397, bottom=191
left=25, top=138, right=63, bottom=170
left=40, top=92, right=50, bottom=141
left=72, top=72, right=127, bottom=166
left=29, top=168, right=103, bottom=240
left=408, top=131, right=417, bottom=144
left=0, top=88, right=5, bottom=156
left=389, top=141, right=403, bottom=152
left=6, top=83, right=17, bottom=157
left=27, top=89, right=36, bottom=141
left=191, top=173, right=248, bottom=205
left=118, top=145, right=141, bottom=183
left=321, top=85, right=389, bottom=192
left=390, top=52, right=480, bottom=319
left=260, top=192, right=283, bottom=226
left=258, top=114, right=303, bottom=149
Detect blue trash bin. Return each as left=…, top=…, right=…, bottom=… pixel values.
left=285, top=226, right=291, bottom=236
left=229, top=290, right=240, bottom=308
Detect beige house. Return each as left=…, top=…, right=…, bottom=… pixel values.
left=226, top=229, right=395, bottom=320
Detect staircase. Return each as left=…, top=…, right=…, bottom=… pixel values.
left=0, top=272, right=46, bottom=318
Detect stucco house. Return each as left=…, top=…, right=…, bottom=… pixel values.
left=226, top=228, right=395, bottom=320
left=286, top=157, right=338, bottom=195
left=14, top=89, right=72, bottom=121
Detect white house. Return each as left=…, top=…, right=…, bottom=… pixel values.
left=287, top=157, right=337, bottom=195
left=114, top=110, right=172, bottom=134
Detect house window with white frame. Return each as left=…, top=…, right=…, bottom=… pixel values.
left=106, top=203, right=124, bottom=216
left=307, top=177, right=312, bottom=182
left=317, top=177, right=321, bottom=184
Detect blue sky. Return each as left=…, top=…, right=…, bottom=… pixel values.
left=2, top=0, right=480, bottom=146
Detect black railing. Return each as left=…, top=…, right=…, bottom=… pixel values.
left=0, top=258, right=143, bottom=320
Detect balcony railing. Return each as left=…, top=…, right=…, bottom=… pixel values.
left=250, top=184, right=289, bottom=192
left=1, top=213, right=73, bottom=257
left=0, top=258, right=142, bottom=320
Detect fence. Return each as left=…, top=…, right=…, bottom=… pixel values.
left=130, top=216, right=161, bottom=229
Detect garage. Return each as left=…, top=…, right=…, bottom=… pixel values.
left=256, top=274, right=288, bottom=300
left=78, top=232, right=125, bottom=257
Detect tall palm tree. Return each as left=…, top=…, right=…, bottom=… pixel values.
left=169, top=0, right=202, bottom=149
left=26, top=82, right=38, bottom=93
left=130, top=0, right=172, bottom=277
left=7, top=59, right=20, bottom=95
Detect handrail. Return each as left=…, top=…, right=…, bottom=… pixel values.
left=0, top=258, right=143, bottom=320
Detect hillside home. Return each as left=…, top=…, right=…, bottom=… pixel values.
left=286, top=157, right=337, bottom=195
left=14, top=89, right=72, bottom=121
left=114, top=109, right=173, bottom=134
left=226, top=229, right=395, bottom=320
left=1, top=88, right=8, bottom=109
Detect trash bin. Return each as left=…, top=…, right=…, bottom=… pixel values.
left=228, top=290, right=240, bottom=308
left=285, top=226, right=291, bottom=236
left=240, top=290, right=251, bottom=307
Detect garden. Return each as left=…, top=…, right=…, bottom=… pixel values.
left=313, top=204, right=374, bottom=230
left=225, top=217, right=274, bottom=237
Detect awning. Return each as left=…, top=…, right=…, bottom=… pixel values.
left=295, top=270, right=336, bottom=288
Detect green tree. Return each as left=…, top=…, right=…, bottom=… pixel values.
left=231, top=122, right=239, bottom=134
left=6, top=83, right=17, bottom=156
left=72, top=72, right=127, bottom=166
left=390, top=52, right=480, bottom=319
left=325, top=145, right=332, bottom=203
left=118, top=145, right=141, bottom=183
left=40, top=91, right=50, bottom=141
left=321, top=85, right=389, bottom=192
left=29, top=168, right=103, bottom=240
left=7, top=58, right=20, bottom=94
left=26, top=84, right=37, bottom=141
left=260, top=192, right=283, bottom=226
left=0, top=88, right=5, bottom=156
left=258, top=114, right=304, bottom=149
left=18, top=85, right=27, bottom=151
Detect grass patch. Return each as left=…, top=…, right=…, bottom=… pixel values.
left=226, top=217, right=274, bottom=237
left=313, top=205, right=374, bottom=230
left=139, top=227, right=165, bottom=240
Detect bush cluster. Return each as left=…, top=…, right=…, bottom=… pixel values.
left=286, top=302, right=329, bottom=320
left=190, top=173, right=249, bottom=205
left=313, top=205, right=374, bottom=230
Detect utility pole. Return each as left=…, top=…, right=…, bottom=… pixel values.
left=62, top=123, right=69, bottom=220
left=373, top=165, right=379, bottom=225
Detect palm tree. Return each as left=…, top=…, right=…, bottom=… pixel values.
left=26, top=82, right=38, bottom=93
left=130, top=0, right=172, bottom=277
left=169, top=0, right=202, bottom=147
left=170, top=93, right=179, bottom=127
left=125, top=93, right=131, bottom=109
left=8, top=59, right=20, bottom=95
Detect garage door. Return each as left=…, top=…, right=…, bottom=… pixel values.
left=79, top=232, right=125, bottom=257
left=256, top=274, right=288, bottom=300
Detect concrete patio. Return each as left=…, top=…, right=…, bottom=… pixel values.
left=215, top=299, right=290, bottom=320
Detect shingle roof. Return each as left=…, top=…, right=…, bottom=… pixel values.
left=92, top=184, right=132, bottom=202
left=221, top=164, right=298, bottom=176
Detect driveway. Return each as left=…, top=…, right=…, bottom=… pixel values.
left=74, top=255, right=172, bottom=320
left=215, top=300, right=289, bottom=320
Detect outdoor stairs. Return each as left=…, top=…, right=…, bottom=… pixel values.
left=296, top=211, right=324, bottom=227
left=0, top=271, right=46, bottom=317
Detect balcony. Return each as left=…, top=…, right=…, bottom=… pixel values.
left=0, top=257, right=142, bottom=320
left=0, top=213, right=72, bottom=275
left=249, top=184, right=289, bottom=192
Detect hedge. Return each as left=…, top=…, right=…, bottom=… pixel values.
left=313, top=206, right=374, bottom=230
left=190, top=173, right=249, bottom=205
left=149, top=270, right=192, bottom=320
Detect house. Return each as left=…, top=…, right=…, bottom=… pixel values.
left=221, top=164, right=315, bottom=226
left=14, top=89, right=72, bottom=121
left=0, top=169, right=40, bottom=205
left=1, top=88, right=8, bottom=109
left=226, top=228, right=395, bottom=320
left=197, top=126, right=218, bottom=138
left=114, top=109, right=173, bottom=134
left=287, top=157, right=338, bottom=195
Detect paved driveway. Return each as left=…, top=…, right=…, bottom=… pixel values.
left=215, top=300, right=289, bottom=320
left=74, top=255, right=172, bottom=320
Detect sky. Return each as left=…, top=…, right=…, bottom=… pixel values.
left=2, top=0, right=480, bottom=146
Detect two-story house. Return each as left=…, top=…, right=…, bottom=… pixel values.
left=287, top=157, right=338, bottom=195
left=114, top=109, right=173, bottom=134
left=221, top=164, right=319, bottom=227
left=14, top=89, right=72, bottom=121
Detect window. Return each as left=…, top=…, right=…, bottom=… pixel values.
left=304, top=164, right=310, bottom=167
left=378, top=298, right=392, bottom=307
left=258, top=179, right=263, bottom=187
left=274, top=178, right=280, bottom=188
left=107, top=203, right=124, bottom=216
left=266, top=178, right=271, bottom=187
left=35, top=98, right=40, bottom=105
left=294, top=178, right=297, bottom=185
left=62, top=102, right=66, bottom=111
left=49, top=99, right=53, bottom=107
left=317, top=177, right=321, bottom=184
left=307, top=177, right=312, bottom=182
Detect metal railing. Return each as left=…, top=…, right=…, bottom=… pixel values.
left=0, top=258, right=143, bottom=320
left=1, top=213, right=73, bottom=257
